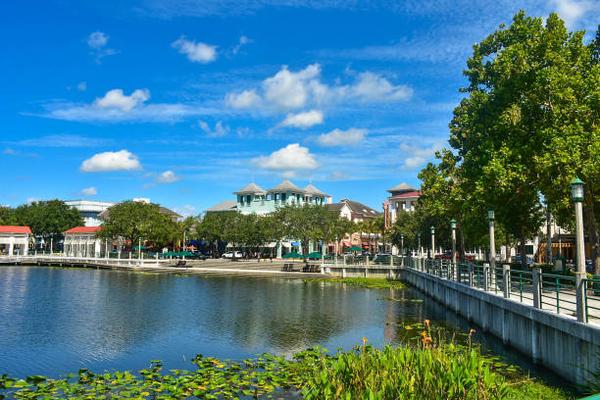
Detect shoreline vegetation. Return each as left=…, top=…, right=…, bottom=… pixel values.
left=306, top=277, right=406, bottom=289
left=0, top=323, right=577, bottom=399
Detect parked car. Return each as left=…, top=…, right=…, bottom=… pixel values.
left=222, top=251, right=243, bottom=259
left=512, top=255, right=535, bottom=266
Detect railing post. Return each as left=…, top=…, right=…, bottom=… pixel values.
left=366, top=255, right=370, bottom=267
left=532, top=267, right=542, bottom=309
left=342, top=267, right=347, bottom=278
left=576, top=276, right=588, bottom=323
left=502, top=265, right=511, bottom=298
left=468, top=264, right=474, bottom=287
left=483, top=263, right=490, bottom=291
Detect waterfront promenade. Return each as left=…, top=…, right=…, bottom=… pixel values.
left=0, top=255, right=324, bottom=277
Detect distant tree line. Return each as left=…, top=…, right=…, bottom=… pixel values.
left=0, top=200, right=83, bottom=250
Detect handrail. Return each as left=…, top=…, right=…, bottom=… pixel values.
left=404, top=256, right=598, bottom=324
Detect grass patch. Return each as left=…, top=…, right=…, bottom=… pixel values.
left=308, top=277, right=405, bottom=289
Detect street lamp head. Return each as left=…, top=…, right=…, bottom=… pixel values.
left=570, top=177, right=584, bottom=202
left=487, top=209, right=495, bottom=222
left=450, top=218, right=457, bottom=229
left=430, top=226, right=435, bottom=234
left=401, top=234, right=404, bottom=240
left=417, top=232, right=421, bottom=238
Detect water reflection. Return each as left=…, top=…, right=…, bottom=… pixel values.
left=0, top=266, right=562, bottom=386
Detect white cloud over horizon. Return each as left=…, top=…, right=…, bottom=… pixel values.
left=87, top=31, right=117, bottom=62
left=252, top=143, right=318, bottom=173
left=280, top=109, right=324, bottom=128
left=39, top=88, right=217, bottom=122
left=172, top=36, right=217, bottom=63
left=317, top=128, right=366, bottom=146
left=81, top=187, right=97, bottom=196
left=199, top=120, right=230, bottom=137
left=156, top=170, right=180, bottom=183
left=95, top=89, right=150, bottom=112
left=225, top=64, right=413, bottom=113
left=80, top=150, right=142, bottom=172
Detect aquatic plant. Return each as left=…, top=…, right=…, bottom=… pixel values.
left=0, top=324, right=576, bottom=399
left=308, top=277, right=406, bottom=289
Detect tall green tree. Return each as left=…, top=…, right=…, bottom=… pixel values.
left=98, top=201, right=179, bottom=250
left=0, top=206, right=16, bottom=225
left=272, top=204, right=349, bottom=257
left=13, top=200, right=83, bottom=250
left=197, top=211, right=240, bottom=256
left=446, top=12, right=598, bottom=267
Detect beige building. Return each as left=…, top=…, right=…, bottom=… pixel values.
left=0, top=226, right=31, bottom=256
left=63, top=226, right=107, bottom=258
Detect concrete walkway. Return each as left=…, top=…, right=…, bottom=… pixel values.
left=0, top=256, right=324, bottom=278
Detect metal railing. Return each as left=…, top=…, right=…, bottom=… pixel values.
left=405, top=257, right=600, bottom=324
left=0, top=254, right=171, bottom=267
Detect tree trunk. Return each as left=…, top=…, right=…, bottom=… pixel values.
left=584, top=194, right=600, bottom=274
left=459, top=224, right=465, bottom=262
left=520, top=227, right=527, bottom=270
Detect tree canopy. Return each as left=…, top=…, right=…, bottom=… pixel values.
left=414, top=12, right=600, bottom=269
left=98, top=201, right=180, bottom=249
left=11, top=200, right=83, bottom=248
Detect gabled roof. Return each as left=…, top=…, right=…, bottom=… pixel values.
left=0, top=225, right=32, bottom=234
left=304, top=184, right=328, bottom=197
left=65, top=226, right=102, bottom=234
left=206, top=200, right=238, bottom=212
left=340, top=199, right=380, bottom=217
left=391, top=190, right=421, bottom=199
left=326, top=203, right=344, bottom=212
left=234, top=183, right=266, bottom=195
left=387, top=183, right=417, bottom=193
left=267, top=180, right=304, bottom=193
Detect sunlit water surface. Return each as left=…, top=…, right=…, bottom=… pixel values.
left=0, top=266, right=562, bottom=386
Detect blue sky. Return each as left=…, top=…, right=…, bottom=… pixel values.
left=1, top=0, right=598, bottom=215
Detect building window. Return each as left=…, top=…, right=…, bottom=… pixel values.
left=281, top=193, right=286, bottom=201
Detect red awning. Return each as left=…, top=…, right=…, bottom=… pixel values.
left=64, top=226, right=103, bottom=234
left=0, top=225, right=32, bottom=234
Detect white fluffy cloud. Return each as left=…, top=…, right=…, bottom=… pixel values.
left=172, top=36, right=217, bottom=63
left=262, top=64, right=324, bottom=110
left=80, top=150, right=142, bottom=172
left=225, top=64, right=412, bottom=112
left=94, top=89, right=150, bottom=112
left=317, top=128, right=366, bottom=146
left=43, top=88, right=215, bottom=122
left=199, top=120, right=230, bottom=137
left=225, top=89, right=262, bottom=109
left=81, top=187, right=97, bottom=196
left=281, top=110, right=324, bottom=128
left=552, top=0, right=593, bottom=27
left=87, top=31, right=117, bottom=62
left=253, top=143, right=318, bottom=171
left=348, top=72, right=413, bottom=102
left=156, top=170, right=180, bottom=183
left=400, top=142, right=443, bottom=170
left=87, top=32, right=108, bottom=49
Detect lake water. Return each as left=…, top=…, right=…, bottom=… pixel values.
left=0, top=266, right=561, bottom=385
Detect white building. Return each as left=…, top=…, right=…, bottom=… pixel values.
left=0, top=226, right=31, bottom=255
left=383, top=183, right=421, bottom=229
left=65, top=200, right=115, bottom=227
left=63, top=226, right=106, bottom=258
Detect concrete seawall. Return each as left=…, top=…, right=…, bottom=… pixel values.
left=400, top=267, right=600, bottom=386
